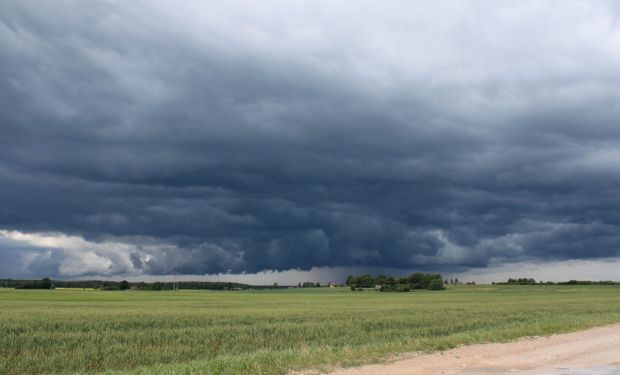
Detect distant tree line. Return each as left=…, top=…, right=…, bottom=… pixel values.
left=119, top=281, right=255, bottom=291
left=496, top=278, right=537, bottom=285
left=557, top=280, right=620, bottom=285
left=0, top=278, right=286, bottom=290
left=297, top=281, right=321, bottom=288
left=346, top=273, right=445, bottom=292
left=2, top=277, right=54, bottom=289
left=495, top=278, right=620, bottom=285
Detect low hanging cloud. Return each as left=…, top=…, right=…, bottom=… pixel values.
left=1, top=1, right=620, bottom=279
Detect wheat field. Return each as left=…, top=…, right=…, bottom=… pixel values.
left=1, top=285, right=619, bottom=375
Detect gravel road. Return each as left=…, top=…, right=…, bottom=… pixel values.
left=321, top=323, right=620, bottom=375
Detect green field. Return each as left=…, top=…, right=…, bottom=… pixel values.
left=1, top=285, right=620, bottom=375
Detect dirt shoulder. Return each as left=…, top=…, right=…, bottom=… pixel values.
left=318, top=323, right=620, bottom=375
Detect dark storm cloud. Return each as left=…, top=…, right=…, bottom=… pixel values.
left=2, top=1, right=620, bottom=277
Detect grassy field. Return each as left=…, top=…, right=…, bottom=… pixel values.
left=1, top=285, right=619, bottom=375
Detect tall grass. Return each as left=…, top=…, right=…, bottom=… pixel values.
left=1, top=285, right=619, bottom=374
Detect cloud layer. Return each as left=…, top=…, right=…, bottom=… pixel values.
left=2, top=1, right=620, bottom=278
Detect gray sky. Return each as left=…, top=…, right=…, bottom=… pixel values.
left=1, top=1, right=620, bottom=283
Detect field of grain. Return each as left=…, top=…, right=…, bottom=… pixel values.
left=1, top=285, right=619, bottom=375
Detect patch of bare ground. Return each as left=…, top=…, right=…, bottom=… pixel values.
left=296, top=323, right=620, bottom=375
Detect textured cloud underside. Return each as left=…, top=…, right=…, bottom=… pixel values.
left=1, top=1, right=620, bottom=277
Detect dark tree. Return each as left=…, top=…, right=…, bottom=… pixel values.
left=345, top=275, right=355, bottom=286
left=40, top=278, right=52, bottom=289
left=119, top=280, right=129, bottom=290
left=428, top=279, right=445, bottom=291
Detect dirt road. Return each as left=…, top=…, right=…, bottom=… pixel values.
left=324, top=323, right=620, bottom=375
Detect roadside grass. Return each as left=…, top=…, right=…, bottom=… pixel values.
left=1, top=285, right=619, bottom=374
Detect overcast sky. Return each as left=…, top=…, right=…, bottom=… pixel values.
left=1, top=1, right=620, bottom=283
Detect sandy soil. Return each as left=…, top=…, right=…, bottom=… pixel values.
left=320, top=323, right=620, bottom=375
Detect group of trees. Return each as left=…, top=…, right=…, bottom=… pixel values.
left=558, top=280, right=620, bottom=285
left=297, top=281, right=321, bottom=288
left=3, top=278, right=54, bottom=289
left=346, top=273, right=445, bottom=292
left=497, top=278, right=538, bottom=285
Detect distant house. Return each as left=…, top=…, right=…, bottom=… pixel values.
left=128, top=285, right=138, bottom=291
left=374, top=285, right=382, bottom=291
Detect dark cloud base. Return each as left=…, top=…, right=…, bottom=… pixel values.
left=1, top=1, right=620, bottom=278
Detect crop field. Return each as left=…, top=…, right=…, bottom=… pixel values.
left=1, top=285, right=620, bottom=375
